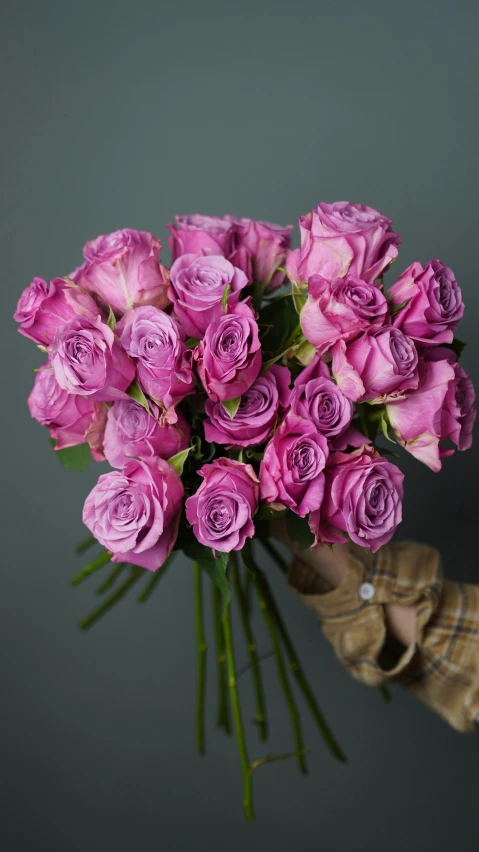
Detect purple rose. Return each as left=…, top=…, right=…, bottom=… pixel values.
left=118, top=306, right=195, bottom=415
left=226, top=216, right=293, bottom=291
left=286, top=201, right=401, bottom=285
left=49, top=314, right=135, bottom=402
left=196, top=300, right=262, bottom=402
left=28, top=365, right=96, bottom=449
left=168, top=214, right=236, bottom=262
left=442, top=361, right=476, bottom=452
left=300, top=274, right=388, bottom=352
left=259, top=414, right=329, bottom=517
left=290, top=355, right=353, bottom=438
left=14, top=277, right=98, bottom=345
left=332, top=327, right=419, bottom=402
left=169, top=253, right=248, bottom=338
left=310, top=445, right=404, bottom=552
left=103, top=399, right=190, bottom=468
left=83, top=457, right=184, bottom=571
left=388, top=260, right=464, bottom=346
left=204, top=365, right=291, bottom=447
left=185, top=458, right=259, bottom=552
left=76, top=229, right=170, bottom=315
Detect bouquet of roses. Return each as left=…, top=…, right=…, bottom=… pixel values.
left=15, top=202, right=475, bottom=821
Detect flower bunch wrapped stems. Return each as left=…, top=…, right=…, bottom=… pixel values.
left=16, top=205, right=475, bottom=820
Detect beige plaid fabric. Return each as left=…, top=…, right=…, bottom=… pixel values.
left=289, top=541, right=479, bottom=732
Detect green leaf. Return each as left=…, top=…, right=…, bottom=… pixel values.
left=185, top=337, right=200, bottom=349
left=292, top=283, right=307, bottom=315
left=445, top=338, right=467, bottom=359
left=183, top=540, right=230, bottom=609
left=379, top=413, right=396, bottom=444
left=222, top=283, right=231, bottom=312
left=50, top=439, right=92, bottom=472
left=389, top=297, right=411, bottom=316
left=221, top=396, right=241, bottom=419
left=126, top=380, right=150, bottom=412
left=107, top=305, right=116, bottom=330
left=168, top=445, right=193, bottom=475
left=258, top=296, right=302, bottom=361
left=286, top=511, right=315, bottom=550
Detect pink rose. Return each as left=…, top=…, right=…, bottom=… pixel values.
left=388, top=260, right=464, bottom=345
left=196, top=300, right=262, bottom=402
left=118, top=306, right=195, bottom=415
left=310, top=445, right=404, bottom=553
left=204, top=365, right=290, bottom=447
left=49, top=314, right=135, bottom=402
left=103, top=399, right=190, bottom=468
left=28, top=365, right=95, bottom=449
left=168, top=214, right=236, bottom=261
left=76, top=229, right=170, bottom=315
left=290, top=355, right=353, bottom=438
left=185, top=458, right=259, bottom=552
left=286, top=201, right=401, bottom=285
left=300, top=274, right=388, bottom=352
left=83, top=457, right=184, bottom=571
left=14, top=277, right=98, bottom=345
left=259, top=414, right=329, bottom=517
left=84, top=403, right=108, bottom=462
left=169, top=253, right=248, bottom=338
left=226, top=216, right=293, bottom=291
left=331, top=327, right=419, bottom=402
left=441, top=361, right=476, bottom=452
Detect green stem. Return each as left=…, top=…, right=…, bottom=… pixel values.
left=378, top=684, right=392, bottom=704
left=250, top=749, right=311, bottom=774
left=211, top=585, right=231, bottom=734
left=79, top=566, right=143, bottom=630
left=194, top=563, right=207, bottom=755
left=96, top=563, right=125, bottom=594
left=137, top=554, right=174, bottom=603
left=253, top=547, right=346, bottom=764
left=260, top=539, right=288, bottom=574
left=251, top=567, right=308, bottom=775
left=75, top=534, right=97, bottom=555
left=70, top=550, right=111, bottom=587
left=222, top=597, right=254, bottom=823
left=231, top=552, right=268, bottom=742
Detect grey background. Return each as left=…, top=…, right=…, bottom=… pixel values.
left=1, top=0, right=478, bottom=849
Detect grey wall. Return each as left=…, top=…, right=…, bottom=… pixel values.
left=1, top=1, right=478, bottom=850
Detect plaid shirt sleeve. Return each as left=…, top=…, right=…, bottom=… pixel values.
left=288, top=541, right=479, bottom=733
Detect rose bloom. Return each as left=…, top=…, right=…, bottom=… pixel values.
left=260, top=414, right=329, bottom=517
left=290, top=355, right=353, bottom=439
left=331, top=327, right=419, bottom=402
left=49, top=314, right=135, bottom=402
left=388, top=259, right=464, bottom=346
left=76, top=229, right=170, bottom=315
left=119, top=306, right=195, bottom=415
left=14, top=277, right=98, bottom=345
left=310, top=444, right=404, bottom=553
left=28, top=365, right=95, bottom=449
left=226, top=215, right=293, bottom=291
left=300, top=274, right=388, bottom=352
left=103, top=398, right=190, bottom=468
left=168, top=214, right=236, bottom=261
left=196, top=300, right=262, bottom=402
left=286, top=200, right=401, bottom=285
left=83, top=457, right=184, bottom=571
left=169, top=253, right=248, bottom=338
left=204, top=365, right=291, bottom=447
left=185, top=458, right=259, bottom=552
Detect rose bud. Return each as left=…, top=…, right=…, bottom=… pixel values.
left=76, top=229, right=170, bottom=315
left=331, top=327, right=419, bottom=402
left=226, top=216, right=293, bottom=291
left=49, top=314, right=135, bottom=402
left=103, top=398, right=190, bottom=469
left=28, top=365, right=96, bottom=449
left=204, top=365, right=291, bottom=447
left=118, top=306, right=195, bottom=416
left=196, top=300, right=262, bottom=402
left=286, top=200, right=401, bottom=285
left=168, top=214, right=236, bottom=261
left=290, top=355, right=353, bottom=438
left=83, top=457, right=184, bottom=571
left=300, top=274, right=388, bottom=352
left=259, top=414, right=329, bottom=517
left=14, top=276, right=99, bottom=345
left=169, top=253, right=248, bottom=338
left=185, top=458, right=259, bottom=552
left=388, top=260, right=464, bottom=346
left=309, top=445, right=404, bottom=553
